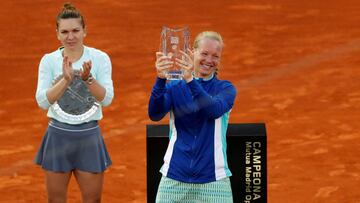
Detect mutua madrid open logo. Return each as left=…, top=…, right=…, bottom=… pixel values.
left=243, top=141, right=266, bottom=202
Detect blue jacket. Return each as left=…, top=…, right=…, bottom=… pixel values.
left=148, top=75, right=237, bottom=183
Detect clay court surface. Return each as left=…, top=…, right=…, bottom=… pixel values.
left=0, top=0, right=359, bottom=202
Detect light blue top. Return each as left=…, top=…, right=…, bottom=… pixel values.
left=35, top=45, right=114, bottom=124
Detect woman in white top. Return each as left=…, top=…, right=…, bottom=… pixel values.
left=34, top=3, right=114, bottom=203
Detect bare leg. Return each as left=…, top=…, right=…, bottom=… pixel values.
left=45, top=170, right=72, bottom=203
left=74, top=170, right=104, bottom=203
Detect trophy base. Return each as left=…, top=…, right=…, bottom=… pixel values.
left=166, top=71, right=183, bottom=80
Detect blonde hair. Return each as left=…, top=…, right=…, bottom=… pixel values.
left=193, top=31, right=224, bottom=49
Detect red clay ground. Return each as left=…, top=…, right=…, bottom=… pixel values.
left=0, top=0, right=359, bottom=202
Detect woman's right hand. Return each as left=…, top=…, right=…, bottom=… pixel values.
left=155, top=52, right=173, bottom=79
left=62, top=56, right=74, bottom=82
left=176, top=49, right=194, bottom=83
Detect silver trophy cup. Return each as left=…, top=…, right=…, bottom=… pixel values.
left=160, top=26, right=190, bottom=80
left=51, top=70, right=99, bottom=122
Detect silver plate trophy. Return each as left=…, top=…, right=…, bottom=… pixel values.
left=51, top=70, right=99, bottom=122
left=160, top=26, right=190, bottom=80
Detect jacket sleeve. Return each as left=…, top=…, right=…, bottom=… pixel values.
left=95, top=52, right=114, bottom=106
left=148, top=77, right=172, bottom=121
left=35, top=55, right=52, bottom=109
left=187, top=79, right=236, bottom=119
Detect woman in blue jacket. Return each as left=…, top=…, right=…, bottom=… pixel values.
left=149, top=31, right=236, bottom=203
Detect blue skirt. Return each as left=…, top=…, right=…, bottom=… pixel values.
left=34, top=119, right=112, bottom=173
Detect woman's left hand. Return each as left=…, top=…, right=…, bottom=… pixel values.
left=176, top=49, right=194, bottom=83
left=81, top=60, right=92, bottom=81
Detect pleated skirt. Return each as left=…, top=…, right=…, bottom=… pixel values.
left=34, top=119, right=112, bottom=173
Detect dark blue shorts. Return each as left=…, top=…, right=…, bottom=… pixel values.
left=34, top=119, right=112, bottom=173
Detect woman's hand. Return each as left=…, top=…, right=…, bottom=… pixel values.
left=176, top=49, right=194, bottom=83
left=62, top=56, right=74, bottom=82
left=81, top=60, right=92, bottom=81
left=155, top=52, right=173, bottom=79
